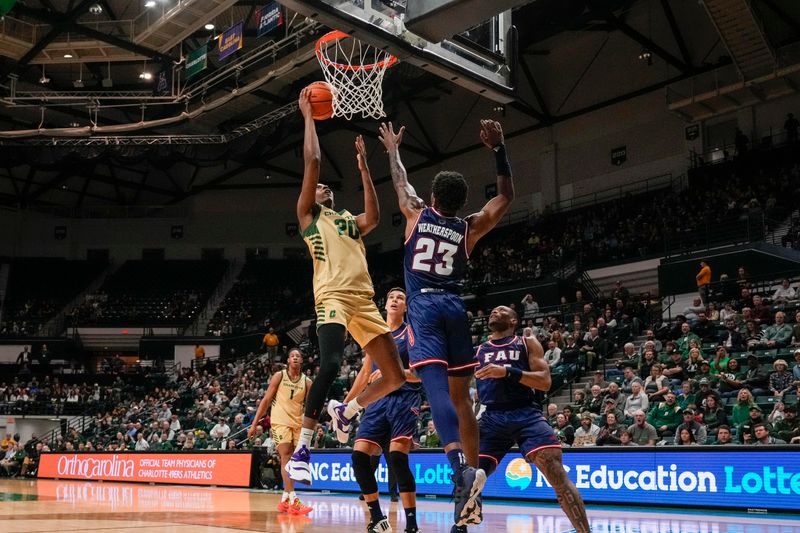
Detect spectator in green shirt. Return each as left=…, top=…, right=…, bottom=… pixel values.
left=647, top=391, right=683, bottom=437
left=731, top=388, right=757, bottom=426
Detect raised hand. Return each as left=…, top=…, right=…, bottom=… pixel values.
left=355, top=135, right=369, bottom=173
left=298, top=87, right=313, bottom=118
left=378, top=122, right=405, bottom=152
left=480, top=119, right=504, bottom=149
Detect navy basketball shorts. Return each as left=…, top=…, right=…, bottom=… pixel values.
left=479, top=405, right=562, bottom=466
left=407, top=292, right=476, bottom=373
left=355, top=389, right=421, bottom=450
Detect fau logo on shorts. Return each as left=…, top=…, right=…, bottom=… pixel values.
left=482, top=349, right=521, bottom=364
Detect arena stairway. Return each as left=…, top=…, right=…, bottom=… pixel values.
left=583, top=258, right=661, bottom=299
left=43, top=261, right=121, bottom=336
left=184, top=259, right=244, bottom=336
left=702, top=0, right=776, bottom=80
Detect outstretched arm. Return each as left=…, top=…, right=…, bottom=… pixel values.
left=296, top=87, right=320, bottom=231
left=354, top=135, right=380, bottom=236
left=378, top=122, right=425, bottom=238
left=465, top=120, right=514, bottom=253
left=247, top=372, right=282, bottom=438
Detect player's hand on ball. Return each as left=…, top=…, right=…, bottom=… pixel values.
left=355, top=135, right=369, bottom=172
left=480, top=119, right=504, bottom=148
left=378, top=122, right=405, bottom=151
left=475, top=363, right=508, bottom=380
left=298, top=87, right=313, bottom=118
left=369, top=369, right=382, bottom=383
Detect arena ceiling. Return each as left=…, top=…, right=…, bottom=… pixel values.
left=0, top=0, right=799, bottom=211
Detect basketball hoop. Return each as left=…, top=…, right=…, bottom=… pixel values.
left=315, top=30, right=398, bottom=120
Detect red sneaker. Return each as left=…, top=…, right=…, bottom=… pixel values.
left=277, top=499, right=291, bottom=513
left=288, top=497, right=313, bottom=515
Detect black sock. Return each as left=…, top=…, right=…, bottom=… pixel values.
left=405, top=506, right=417, bottom=530
left=367, top=499, right=384, bottom=523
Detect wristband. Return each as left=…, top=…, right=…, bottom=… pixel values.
left=506, top=366, right=523, bottom=383
left=493, top=143, right=512, bottom=177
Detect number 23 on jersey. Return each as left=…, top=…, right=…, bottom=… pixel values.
left=411, top=237, right=457, bottom=275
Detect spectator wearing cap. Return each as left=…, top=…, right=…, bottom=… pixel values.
left=774, top=405, right=800, bottom=442
left=210, top=417, right=231, bottom=441
left=715, top=425, right=736, bottom=445
left=738, top=405, right=767, bottom=444
left=763, top=312, right=793, bottom=348
left=628, top=409, right=657, bottom=445
left=674, top=409, right=707, bottom=445
left=793, top=348, right=800, bottom=380
left=752, top=423, right=785, bottom=445
left=741, top=354, right=769, bottom=396
left=769, top=359, right=794, bottom=397
left=696, top=376, right=716, bottom=407
left=573, top=413, right=600, bottom=447
left=647, top=391, right=683, bottom=437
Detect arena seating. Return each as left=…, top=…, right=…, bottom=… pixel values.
left=70, top=260, right=228, bottom=327
left=0, top=259, right=107, bottom=337
left=205, top=258, right=312, bottom=337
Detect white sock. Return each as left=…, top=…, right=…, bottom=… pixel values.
left=297, top=427, right=314, bottom=450
left=281, top=491, right=290, bottom=502
left=289, top=491, right=297, bottom=502
left=343, top=398, right=363, bottom=419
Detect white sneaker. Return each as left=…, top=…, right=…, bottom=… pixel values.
left=367, top=518, right=392, bottom=533
left=327, top=399, right=353, bottom=444
left=285, top=444, right=312, bottom=485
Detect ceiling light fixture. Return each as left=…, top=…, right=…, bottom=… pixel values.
left=139, top=71, right=152, bottom=80
left=64, top=52, right=73, bottom=58
left=204, top=23, right=214, bottom=30
left=89, top=3, right=102, bottom=14
left=39, top=65, right=50, bottom=84
left=144, top=0, right=156, bottom=7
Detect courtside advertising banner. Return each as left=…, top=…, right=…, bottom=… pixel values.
left=38, top=452, right=252, bottom=487
left=296, top=448, right=800, bottom=511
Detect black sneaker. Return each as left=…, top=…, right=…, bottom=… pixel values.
left=454, top=466, right=486, bottom=527
left=450, top=525, right=467, bottom=533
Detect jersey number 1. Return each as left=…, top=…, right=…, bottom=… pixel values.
left=412, top=237, right=457, bottom=275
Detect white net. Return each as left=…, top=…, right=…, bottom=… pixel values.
left=315, top=31, right=397, bottom=120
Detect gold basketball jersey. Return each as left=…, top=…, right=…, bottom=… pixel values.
left=270, top=370, right=308, bottom=428
left=302, top=203, right=375, bottom=302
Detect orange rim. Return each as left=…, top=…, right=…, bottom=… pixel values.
left=315, top=30, right=398, bottom=72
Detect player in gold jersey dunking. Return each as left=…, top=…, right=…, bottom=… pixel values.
left=286, top=87, right=406, bottom=484
left=249, top=348, right=313, bottom=514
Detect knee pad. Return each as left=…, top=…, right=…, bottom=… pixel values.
left=389, top=451, right=415, bottom=493
left=352, top=450, right=379, bottom=495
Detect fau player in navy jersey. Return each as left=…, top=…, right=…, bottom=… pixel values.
left=379, top=119, right=513, bottom=529
left=345, top=288, right=422, bottom=533
left=474, top=306, right=589, bottom=533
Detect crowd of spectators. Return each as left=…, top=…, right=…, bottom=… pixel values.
left=544, top=277, right=800, bottom=447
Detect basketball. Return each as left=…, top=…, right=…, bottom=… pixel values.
left=306, top=81, right=334, bottom=121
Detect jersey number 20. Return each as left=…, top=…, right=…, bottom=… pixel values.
left=412, top=237, right=457, bottom=275
left=335, top=218, right=360, bottom=239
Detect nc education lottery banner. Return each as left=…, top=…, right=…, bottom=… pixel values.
left=296, top=449, right=800, bottom=511
left=38, top=452, right=252, bottom=487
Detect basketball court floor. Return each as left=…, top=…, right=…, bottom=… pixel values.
left=1, top=479, right=798, bottom=533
